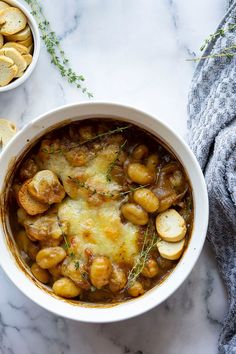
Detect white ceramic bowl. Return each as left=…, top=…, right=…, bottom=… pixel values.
left=0, top=0, right=40, bottom=92
left=0, top=103, right=208, bottom=323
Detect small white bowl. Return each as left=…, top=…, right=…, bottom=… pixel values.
left=0, top=102, right=209, bottom=323
left=0, top=0, right=40, bottom=92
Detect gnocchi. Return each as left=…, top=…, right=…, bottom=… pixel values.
left=127, top=163, right=155, bottom=185
left=109, top=265, right=127, bottom=292
left=141, top=259, right=160, bottom=278
left=121, top=203, right=149, bottom=225
left=133, top=188, right=159, bottom=213
left=90, top=256, right=112, bottom=289
left=132, top=144, right=149, bottom=160
left=128, top=281, right=144, bottom=297
left=31, top=263, right=50, bottom=284
left=52, top=277, right=81, bottom=298
left=36, top=247, right=66, bottom=269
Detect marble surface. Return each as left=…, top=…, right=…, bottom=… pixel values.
left=0, top=0, right=229, bottom=353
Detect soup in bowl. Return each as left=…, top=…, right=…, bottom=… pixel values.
left=0, top=103, right=208, bottom=322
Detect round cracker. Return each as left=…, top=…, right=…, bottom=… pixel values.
left=3, top=42, right=28, bottom=54
left=0, top=47, right=27, bottom=76
left=17, top=35, right=33, bottom=48
left=23, top=53, right=32, bottom=66
left=0, top=7, right=27, bottom=36
left=5, top=24, right=31, bottom=41
left=0, top=1, right=11, bottom=11
left=0, top=54, right=18, bottom=86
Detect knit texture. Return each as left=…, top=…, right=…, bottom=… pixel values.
left=188, top=2, right=236, bottom=353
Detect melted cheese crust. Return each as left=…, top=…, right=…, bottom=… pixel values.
left=40, top=143, right=120, bottom=194
left=40, top=142, right=139, bottom=264
left=58, top=198, right=139, bottom=263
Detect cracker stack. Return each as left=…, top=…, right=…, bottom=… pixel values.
left=0, top=1, right=33, bottom=87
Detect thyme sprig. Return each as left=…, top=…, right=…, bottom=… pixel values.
left=25, top=0, right=93, bottom=97
left=125, top=223, right=158, bottom=290
left=68, top=176, right=149, bottom=198
left=119, top=184, right=150, bottom=196
left=187, top=45, right=236, bottom=62
left=106, top=139, right=127, bottom=182
left=188, top=23, right=236, bottom=62
left=42, top=145, right=63, bottom=155
left=200, top=23, right=236, bottom=52
left=57, top=216, right=75, bottom=257
left=68, top=177, right=115, bottom=198
left=69, top=125, right=131, bottom=150
left=42, top=125, right=131, bottom=155
left=74, top=260, right=80, bottom=270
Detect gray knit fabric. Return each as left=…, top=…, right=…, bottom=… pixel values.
left=188, top=2, right=236, bottom=353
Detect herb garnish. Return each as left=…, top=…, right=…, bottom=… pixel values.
left=106, top=140, right=127, bottom=182
left=42, top=144, right=63, bottom=155
left=41, top=125, right=131, bottom=155
left=74, top=260, right=80, bottom=270
left=68, top=125, right=131, bottom=150
left=68, top=176, right=149, bottom=199
left=188, top=23, right=236, bottom=62
left=199, top=24, right=236, bottom=52
left=57, top=215, right=70, bottom=250
left=125, top=223, right=158, bottom=290
left=25, top=0, right=93, bottom=97
left=68, top=177, right=115, bottom=198
left=119, top=184, right=150, bottom=196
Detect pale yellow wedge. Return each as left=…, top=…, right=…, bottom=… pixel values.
left=5, top=24, right=31, bottom=41
left=17, top=34, right=32, bottom=47
left=0, top=1, right=11, bottom=11
left=0, top=33, right=3, bottom=48
left=0, top=7, right=27, bottom=36
left=0, top=47, right=26, bottom=76
left=0, top=55, right=18, bottom=86
left=0, top=118, right=17, bottom=147
left=157, top=238, right=185, bottom=260
left=3, top=42, right=28, bottom=54
left=23, top=53, right=32, bottom=66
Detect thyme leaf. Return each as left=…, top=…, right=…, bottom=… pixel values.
left=187, top=45, right=236, bottom=62
left=41, top=125, right=131, bottom=154
left=57, top=216, right=70, bottom=250
left=119, top=184, right=150, bottom=196
left=68, top=176, right=149, bottom=199
left=199, top=23, right=236, bottom=52
left=74, top=260, right=80, bottom=270
left=125, top=223, right=158, bottom=290
left=24, top=0, right=93, bottom=97
left=68, top=125, right=131, bottom=150
left=187, top=23, right=236, bottom=62
left=68, top=177, right=115, bottom=198
left=106, top=139, right=127, bottom=182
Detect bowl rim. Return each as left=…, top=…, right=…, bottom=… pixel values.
left=0, top=102, right=209, bottom=322
left=0, top=0, right=40, bottom=92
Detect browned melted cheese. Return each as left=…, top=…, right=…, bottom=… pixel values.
left=40, top=142, right=139, bottom=264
